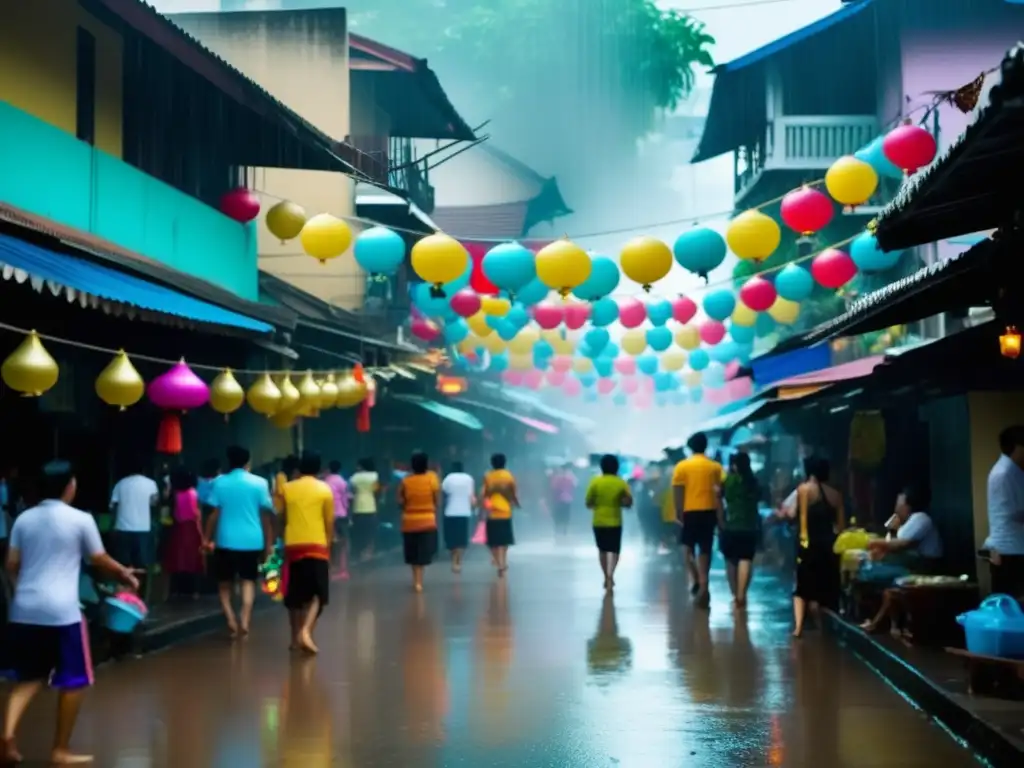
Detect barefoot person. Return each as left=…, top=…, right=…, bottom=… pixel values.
left=442, top=461, right=475, bottom=573
left=720, top=451, right=761, bottom=610
left=281, top=453, right=334, bottom=654
left=1, top=460, right=138, bottom=764
left=585, top=454, right=633, bottom=590
left=482, top=454, right=519, bottom=577
left=672, top=433, right=726, bottom=608
left=204, top=446, right=275, bottom=639
left=398, top=452, right=441, bottom=592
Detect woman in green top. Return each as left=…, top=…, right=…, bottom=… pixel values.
left=585, top=455, right=633, bottom=591
left=719, top=451, right=761, bottom=609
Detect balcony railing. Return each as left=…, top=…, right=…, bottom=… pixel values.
left=347, top=135, right=435, bottom=214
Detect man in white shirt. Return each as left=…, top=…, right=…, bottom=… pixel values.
left=441, top=462, right=475, bottom=573
left=109, top=462, right=159, bottom=595
left=985, top=426, right=1024, bottom=598
left=2, top=460, right=137, bottom=764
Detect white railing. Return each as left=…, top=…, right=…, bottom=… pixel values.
left=768, top=115, right=879, bottom=170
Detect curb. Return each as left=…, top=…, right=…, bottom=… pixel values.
left=823, top=610, right=1023, bottom=767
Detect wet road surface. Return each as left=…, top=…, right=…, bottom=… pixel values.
left=10, top=541, right=981, bottom=766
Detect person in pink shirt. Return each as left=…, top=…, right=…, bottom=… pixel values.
left=323, top=460, right=350, bottom=579
left=549, top=464, right=578, bottom=540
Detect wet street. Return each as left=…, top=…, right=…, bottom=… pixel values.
left=11, top=540, right=981, bottom=767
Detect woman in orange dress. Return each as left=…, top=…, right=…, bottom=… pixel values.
left=397, top=451, right=441, bottom=592
left=482, top=453, right=519, bottom=577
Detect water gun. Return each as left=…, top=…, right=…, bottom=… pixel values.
left=259, top=540, right=285, bottom=601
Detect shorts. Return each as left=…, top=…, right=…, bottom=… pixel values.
left=1, top=621, right=93, bottom=689
left=333, top=517, right=349, bottom=539
left=486, top=518, right=515, bottom=548
left=720, top=529, right=759, bottom=562
left=679, top=510, right=717, bottom=555
left=404, top=529, right=439, bottom=566
left=443, top=517, right=470, bottom=550
left=283, top=557, right=330, bottom=612
left=351, top=513, right=378, bottom=552
left=593, top=526, right=623, bottom=554
left=111, top=530, right=155, bottom=569
left=212, top=548, right=262, bottom=583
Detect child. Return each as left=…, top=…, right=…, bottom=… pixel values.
left=585, top=455, right=633, bottom=590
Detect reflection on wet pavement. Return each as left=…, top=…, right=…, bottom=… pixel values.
left=8, top=542, right=981, bottom=766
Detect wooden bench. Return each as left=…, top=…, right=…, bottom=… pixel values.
left=946, top=647, right=1024, bottom=699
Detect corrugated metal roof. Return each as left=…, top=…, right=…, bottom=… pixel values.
left=430, top=202, right=530, bottom=240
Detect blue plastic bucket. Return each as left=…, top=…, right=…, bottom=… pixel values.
left=957, top=594, right=1024, bottom=659
left=104, top=597, right=146, bottom=634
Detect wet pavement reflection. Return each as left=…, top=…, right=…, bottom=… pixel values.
left=9, top=541, right=981, bottom=766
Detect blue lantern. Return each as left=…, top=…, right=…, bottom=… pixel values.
left=702, top=289, right=736, bottom=321
left=775, top=264, right=814, bottom=302
left=637, top=354, right=659, bottom=376
left=489, top=352, right=509, bottom=373
left=354, top=226, right=406, bottom=275
left=851, top=231, right=903, bottom=273
left=654, top=371, right=674, bottom=392
left=704, top=362, right=726, bottom=389
left=709, top=341, right=738, bottom=364
left=583, top=328, right=611, bottom=355
left=591, top=297, right=619, bottom=327
left=495, top=320, right=519, bottom=341
left=533, top=354, right=551, bottom=371
left=595, top=358, right=614, bottom=378
left=730, top=323, right=755, bottom=344
left=577, top=372, right=597, bottom=387
left=689, top=386, right=704, bottom=404
left=673, top=227, right=727, bottom=279
left=689, top=348, right=710, bottom=371
left=646, top=326, right=673, bottom=352
left=755, top=313, right=777, bottom=338
left=600, top=342, right=620, bottom=359
left=735, top=342, right=754, bottom=364
left=573, top=255, right=620, bottom=300
left=672, top=390, right=688, bottom=406
left=533, top=339, right=554, bottom=359
left=482, top=242, right=536, bottom=295
left=646, top=298, right=673, bottom=326
left=444, top=320, right=469, bottom=344
left=513, top=278, right=549, bottom=306
left=613, top=393, right=628, bottom=407
left=576, top=342, right=595, bottom=360
left=412, top=283, right=457, bottom=320
left=855, top=136, right=903, bottom=180
left=505, top=303, right=531, bottom=330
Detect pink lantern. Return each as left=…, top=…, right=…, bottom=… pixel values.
left=147, top=360, right=210, bottom=455
left=811, top=248, right=857, bottom=289
left=502, top=371, right=524, bottom=386
left=621, top=377, right=639, bottom=395
left=724, top=361, right=741, bottom=380
left=450, top=289, right=482, bottom=318
left=704, top=387, right=728, bottom=405
left=597, top=379, right=616, bottom=395
left=617, top=298, right=647, bottom=329
left=727, top=376, right=754, bottom=399
left=883, top=123, right=937, bottom=175
left=780, top=186, right=834, bottom=236
left=220, top=188, right=261, bottom=223
left=699, top=320, right=727, bottom=346
left=411, top=317, right=440, bottom=342
left=562, top=377, right=582, bottom=397
left=551, top=355, right=573, bottom=373
left=563, top=303, right=591, bottom=330
left=546, top=370, right=566, bottom=387
left=634, top=394, right=653, bottom=410
left=614, top=357, right=637, bottom=375
left=523, top=369, right=543, bottom=389
left=672, top=296, right=698, bottom=324
left=639, top=377, right=655, bottom=393
left=533, top=302, right=565, bottom=330
left=739, top=275, right=778, bottom=312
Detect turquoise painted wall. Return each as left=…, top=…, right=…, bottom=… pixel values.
left=0, top=100, right=258, bottom=300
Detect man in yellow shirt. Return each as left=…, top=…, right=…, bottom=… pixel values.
left=672, top=432, right=725, bottom=607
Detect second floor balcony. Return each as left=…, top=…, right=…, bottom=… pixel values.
left=349, top=135, right=436, bottom=215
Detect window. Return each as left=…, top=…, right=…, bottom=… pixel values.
left=76, top=27, right=96, bottom=145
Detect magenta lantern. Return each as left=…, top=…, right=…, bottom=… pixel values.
left=621, top=376, right=639, bottom=395
left=739, top=275, right=778, bottom=312
left=147, top=360, right=210, bottom=456
left=502, top=371, right=524, bottom=386
left=724, top=361, right=741, bottom=380
left=671, top=296, right=698, bottom=324
left=882, top=123, right=937, bottom=175
left=614, top=357, right=637, bottom=376
left=699, top=320, right=727, bottom=346
left=546, top=370, right=566, bottom=387
left=562, top=377, right=582, bottom=397
left=220, top=188, right=261, bottom=223
left=563, top=303, right=591, bottom=330
left=450, top=289, right=482, bottom=318
left=551, top=355, right=573, bottom=374
left=811, top=248, right=858, bottom=289
left=617, top=298, right=647, bottom=329
left=411, top=318, right=440, bottom=342
left=533, top=302, right=565, bottom=330
left=597, top=379, right=616, bottom=395
left=523, top=369, right=543, bottom=390
left=727, top=376, right=754, bottom=400
left=780, top=186, right=834, bottom=236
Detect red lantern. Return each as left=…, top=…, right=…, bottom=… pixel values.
left=779, top=187, right=834, bottom=236
left=882, top=123, right=937, bottom=175
left=738, top=275, right=777, bottom=312
left=811, top=248, right=857, bottom=289
left=220, top=188, right=261, bottom=223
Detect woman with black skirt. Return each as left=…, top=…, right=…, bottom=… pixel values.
left=585, top=454, right=633, bottom=591
left=398, top=451, right=441, bottom=592
left=482, top=453, right=518, bottom=577
left=441, top=461, right=475, bottom=573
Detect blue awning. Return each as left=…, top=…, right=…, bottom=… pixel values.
left=393, top=394, right=483, bottom=430
left=0, top=232, right=273, bottom=333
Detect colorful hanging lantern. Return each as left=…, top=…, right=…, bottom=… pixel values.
left=275, top=374, right=301, bottom=414
left=246, top=373, right=282, bottom=416
left=532, top=302, right=565, bottom=330
left=481, top=242, right=536, bottom=297
left=335, top=372, right=368, bottom=408
left=702, top=289, right=736, bottom=322
left=1, top=330, right=59, bottom=397
left=147, top=360, right=210, bottom=455
left=617, top=297, right=647, bottom=329
left=621, top=329, right=647, bottom=356
left=319, top=373, right=341, bottom=409
left=675, top=325, right=701, bottom=351
left=850, top=232, right=904, bottom=273
left=673, top=227, right=727, bottom=280
left=699, top=321, right=727, bottom=346
left=882, top=122, right=937, bottom=175
left=449, top=289, right=482, bottom=318
left=466, top=312, right=494, bottom=337
left=562, top=377, right=582, bottom=397
left=411, top=317, right=441, bottom=342
left=726, top=210, right=781, bottom=262
left=583, top=328, right=611, bottom=356
left=265, top=200, right=306, bottom=242
left=354, top=226, right=406, bottom=277
left=672, top=296, right=698, bottom=324
left=619, top=236, right=672, bottom=292
left=535, top=239, right=591, bottom=298
left=825, top=156, right=878, bottom=210
left=563, top=303, right=590, bottom=331
left=689, top=349, right=710, bottom=372
left=300, top=213, right=352, bottom=263
left=94, top=350, right=144, bottom=410
left=220, top=188, right=260, bottom=223
left=731, top=302, right=757, bottom=327
left=661, top=349, right=687, bottom=372
left=855, top=136, right=903, bottom=180
left=590, top=297, right=619, bottom=327
left=775, top=264, right=814, bottom=302
left=739, top=275, right=778, bottom=312
left=412, top=233, right=469, bottom=297
left=646, top=298, right=673, bottom=327
left=811, top=248, right=858, bottom=288
left=480, top=296, right=511, bottom=317
left=296, top=371, right=322, bottom=417
left=779, top=186, right=834, bottom=236
left=768, top=297, right=801, bottom=325
left=571, top=357, right=594, bottom=375
left=271, top=410, right=298, bottom=430
left=209, top=369, right=245, bottom=419
left=508, top=327, right=541, bottom=356
left=647, top=327, right=673, bottom=352
left=573, top=255, right=620, bottom=301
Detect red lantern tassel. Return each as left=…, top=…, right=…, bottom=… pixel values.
left=156, top=412, right=183, bottom=455
left=357, top=399, right=371, bottom=433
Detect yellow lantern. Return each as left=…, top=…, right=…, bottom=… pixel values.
left=825, top=156, right=878, bottom=209
left=572, top=357, right=594, bottom=375
left=95, top=350, right=144, bottom=410
left=457, top=337, right=479, bottom=356
left=480, top=296, right=511, bottom=317
left=725, top=210, right=781, bottom=262
left=661, top=349, right=687, bottom=372
left=482, top=334, right=507, bottom=354
left=265, top=200, right=307, bottom=242
left=509, top=354, right=533, bottom=371
left=1, top=330, right=59, bottom=396
left=271, top=409, right=299, bottom=430
left=621, top=328, right=647, bottom=356
left=246, top=373, right=282, bottom=416
left=545, top=331, right=576, bottom=355
left=411, top=233, right=468, bottom=295
left=684, top=371, right=702, bottom=387
left=535, top=239, right=591, bottom=297
left=335, top=372, right=368, bottom=408
left=209, top=369, right=245, bottom=418
left=674, top=325, right=700, bottom=351
left=508, top=327, right=540, bottom=356
left=466, top=312, right=493, bottom=337
left=731, top=301, right=758, bottom=327
left=300, top=213, right=352, bottom=263
left=619, top=236, right=672, bottom=292
left=768, top=297, right=801, bottom=325
left=275, top=373, right=301, bottom=414
left=319, top=373, right=340, bottom=409
left=296, top=370, right=321, bottom=417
